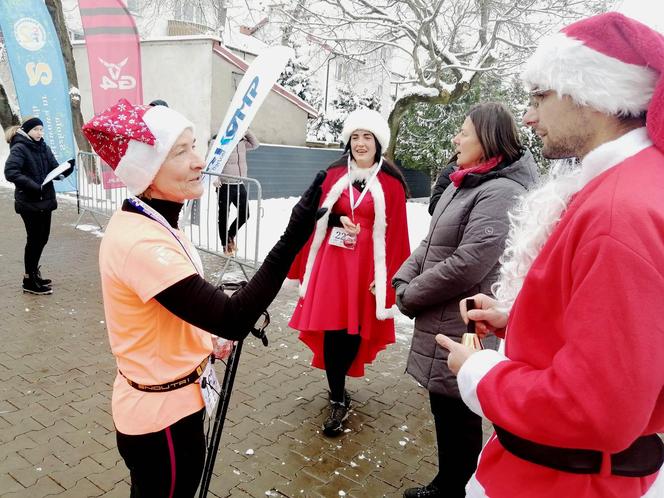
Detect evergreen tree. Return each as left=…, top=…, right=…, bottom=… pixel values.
left=395, top=75, right=546, bottom=179
left=309, top=83, right=381, bottom=143
left=278, top=57, right=322, bottom=107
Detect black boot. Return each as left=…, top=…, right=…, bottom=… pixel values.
left=22, top=273, right=53, bottom=295
left=35, top=266, right=52, bottom=286
left=323, top=390, right=351, bottom=437
left=403, top=483, right=443, bottom=498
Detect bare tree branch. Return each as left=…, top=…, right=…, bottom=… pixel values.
left=271, top=0, right=614, bottom=157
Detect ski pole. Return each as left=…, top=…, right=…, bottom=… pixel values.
left=198, top=311, right=269, bottom=498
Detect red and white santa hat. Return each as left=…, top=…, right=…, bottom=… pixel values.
left=341, top=108, right=391, bottom=151
left=522, top=12, right=664, bottom=149
left=82, top=98, right=194, bottom=195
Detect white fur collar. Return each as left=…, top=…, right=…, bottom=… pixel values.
left=493, top=127, right=652, bottom=311
left=349, top=160, right=379, bottom=181
left=580, top=127, right=652, bottom=184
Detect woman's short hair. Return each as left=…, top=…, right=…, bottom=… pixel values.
left=468, top=102, right=522, bottom=164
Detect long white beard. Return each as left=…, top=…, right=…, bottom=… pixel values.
left=492, top=160, right=581, bottom=311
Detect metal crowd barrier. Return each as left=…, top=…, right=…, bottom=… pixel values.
left=67, top=151, right=264, bottom=280
left=184, top=171, right=263, bottom=280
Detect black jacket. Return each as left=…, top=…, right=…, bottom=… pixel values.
left=4, top=131, right=71, bottom=213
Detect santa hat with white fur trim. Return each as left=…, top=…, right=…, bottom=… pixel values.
left=341, top=108, right=391, bottom=151
left=522, top=12, right=664, bottom=149
left=82, top=98, right=194, bottom=195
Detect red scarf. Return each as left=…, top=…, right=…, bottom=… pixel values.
left=450, top=155, right=503, bottom=187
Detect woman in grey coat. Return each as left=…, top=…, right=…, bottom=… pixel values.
left=393, top=102, right=538, bottom=498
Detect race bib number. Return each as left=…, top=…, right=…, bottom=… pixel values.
left=199, top=360, right=220, bottom=417
left=328, top=226, right=356, bottom=250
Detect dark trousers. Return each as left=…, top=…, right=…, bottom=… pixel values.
left=430, top=392, right=483, bottom=497
left=324, top=330, right=361, bottom=402
left=19, top=211, right=52, bottom=274
left=217, top=184, right=248, bottom=246
left=116, top=409, right=206, bottom=498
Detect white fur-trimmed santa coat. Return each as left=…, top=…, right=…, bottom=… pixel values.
left=459, top=129, right=664, bottom=497
left=288, top=160, right=410, bottom=377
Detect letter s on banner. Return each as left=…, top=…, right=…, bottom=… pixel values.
left=26, top=62, right=53, bottom=86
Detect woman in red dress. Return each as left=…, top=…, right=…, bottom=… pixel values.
left=289, top=109, right=410, bottom=436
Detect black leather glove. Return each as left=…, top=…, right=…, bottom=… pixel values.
left=281, top=170, right=327, bottom=249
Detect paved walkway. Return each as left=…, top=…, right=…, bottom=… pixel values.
left=0, top=186, right=481, bottom=497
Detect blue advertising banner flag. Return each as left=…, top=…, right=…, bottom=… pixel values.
left=0, top=0, right=77, bottom=192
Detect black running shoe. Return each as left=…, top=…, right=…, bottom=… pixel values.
left=403, top=483, right=442, bottom=498
left=22, top=275, right=53, bottom=295
left=323, top=391, right=351, bottom=437
left=35, top=266, right=51, bottom=286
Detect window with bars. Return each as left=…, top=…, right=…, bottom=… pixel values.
left=174, top=2, right=205, bottom=24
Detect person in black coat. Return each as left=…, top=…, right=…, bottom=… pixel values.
left=4, top=117, right=75, bottom=295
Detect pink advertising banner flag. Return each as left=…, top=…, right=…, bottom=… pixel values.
left=78, top=0, right=143, bottom=189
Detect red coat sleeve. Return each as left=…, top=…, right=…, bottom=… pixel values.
left=383, top=177, right=411, bottom=305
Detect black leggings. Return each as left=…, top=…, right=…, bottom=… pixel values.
left=19, top=211, right=52, bottom=274
left=217, top=184, right=248, bottom=245
left=116, top=409, right=206, bottom=498
left=324, top=330, right=361, bottom=402
left=429, top=392, right=483, bottom=497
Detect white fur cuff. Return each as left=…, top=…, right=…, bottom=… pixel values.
left=458, top=349, right=508, bottom=417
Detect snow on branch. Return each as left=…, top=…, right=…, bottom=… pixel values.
left=398, top=85, right=444, bottom=99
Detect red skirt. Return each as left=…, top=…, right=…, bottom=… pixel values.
left=289, top=223, right=395, bottom=377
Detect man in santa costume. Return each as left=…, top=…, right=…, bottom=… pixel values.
left=436, top=12, right=664, bottom=498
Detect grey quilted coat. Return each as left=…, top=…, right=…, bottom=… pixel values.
left=392, top=151, right=538, bottom=397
